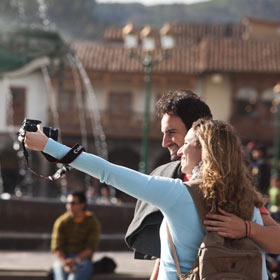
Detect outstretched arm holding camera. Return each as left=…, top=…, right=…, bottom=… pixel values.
left=18, top=126, right=194, bottom=214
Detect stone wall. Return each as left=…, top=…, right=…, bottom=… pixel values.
left=0, top=198, right=135, bottom=251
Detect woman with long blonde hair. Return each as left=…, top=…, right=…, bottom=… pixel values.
left=19, top=119, right=267, bottom=279
left=190, top=118, right=263, bottom=220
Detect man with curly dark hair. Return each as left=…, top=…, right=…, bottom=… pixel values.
left=125, top=89, right=212, bottom=264
left=155, top=89, right=212, bottom=161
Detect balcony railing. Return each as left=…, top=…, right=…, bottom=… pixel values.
left=48, top=109, right=162, bottom=140
left=231, top=115, right=274, bottom=142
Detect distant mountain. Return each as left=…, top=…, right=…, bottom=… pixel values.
left=94, top=0, right=280, bottom=29
left=1, top=0, right=280, bottom=40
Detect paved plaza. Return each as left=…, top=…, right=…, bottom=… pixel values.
left=0, top=250, right=155, bottom=276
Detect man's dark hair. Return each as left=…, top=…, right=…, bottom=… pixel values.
left=156, top=89, right=212, bottom=130
left=71, top=191, right=87, bottom=205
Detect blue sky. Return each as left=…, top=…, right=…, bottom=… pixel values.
left=96, top=0, right=210, bottom=6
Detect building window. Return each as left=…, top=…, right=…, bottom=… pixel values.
left=236, top=88, right=257, bottom=116
left=58, top=90, right=74, bottom=110
left=8, top=87, right=26, bottom=126
left=261, top=89, right=274, bottom=116
left=109, top=91, right=132, bottom=115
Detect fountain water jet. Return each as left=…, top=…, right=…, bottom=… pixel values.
left=67, top=54, right=88, bottom=151
left=68, top=54, right=116, bottom=199
left=37, top=0, right=51, bottom=28
left=41, top=65, right=69, bottom=198
left=4, top=75, right=33, bottom=196
left=68, top=54, right=108, bottom=160
left=41, top=65, right=61, bottom=140
left=1, top=0, right=109, bottom=199
left=67, top=53, right=91, bottom=190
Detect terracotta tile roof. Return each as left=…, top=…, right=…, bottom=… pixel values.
left=104, top=26, right=125, bottom=43
left=70, top=38, right=280, bottom=74
left=70, top=41, right=200, bottom=74
left=104, top=22, right=244, bottom=46
left=168, top=22, right=244, bottom=45
left=243, top=16, right=280, bottom=27
left=200, top=38, right=280, bottom=73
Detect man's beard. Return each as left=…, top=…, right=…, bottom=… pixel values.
left=170, top=151, right=180, bottom=161
left=168, top=144, right=180, bottom=161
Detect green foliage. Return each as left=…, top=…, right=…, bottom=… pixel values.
left=0, top=27, right=68, bottom=72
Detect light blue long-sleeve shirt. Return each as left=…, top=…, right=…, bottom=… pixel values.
left=44, top=139, right=267, bottom=280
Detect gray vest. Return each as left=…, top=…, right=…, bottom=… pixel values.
left=125, top=161, right=182, bottom=259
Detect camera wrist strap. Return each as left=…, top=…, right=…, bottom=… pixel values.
left=21, top=141, right=85, bottom=181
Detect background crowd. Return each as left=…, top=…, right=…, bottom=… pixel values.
left=245, top=141, right=280, bottom=278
